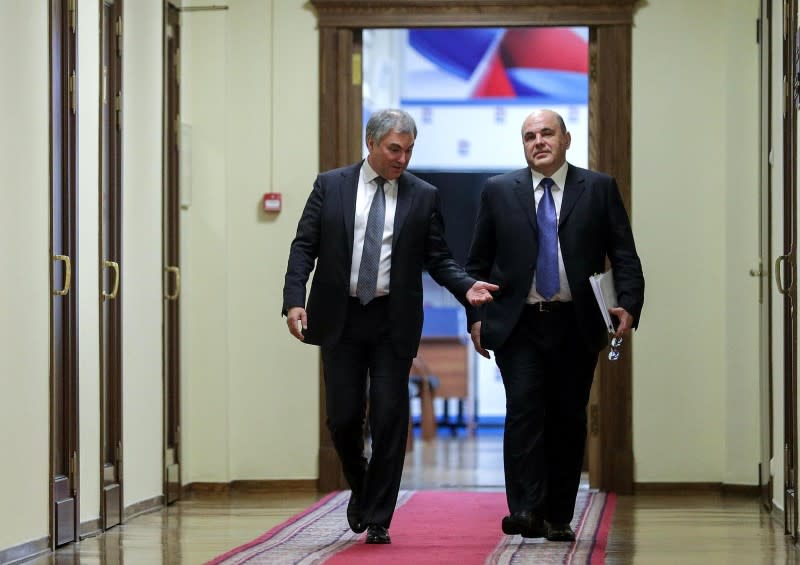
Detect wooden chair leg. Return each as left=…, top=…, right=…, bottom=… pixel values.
left=420, top=377, right=436, bottom=441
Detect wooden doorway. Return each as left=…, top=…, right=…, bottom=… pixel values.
left=50, top=0, right=79, bottom=548
left=163, top=0, right=182, bottom=504
left=310, top=0, right=638, bottom=494
left=100, top=0, right=124, bottom=531
left=778, top=0, right=798, bottom=540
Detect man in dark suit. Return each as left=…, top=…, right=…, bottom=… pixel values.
left=466, top=109, right=644, bottom=541
left=283, top=109, right=498, bottom=545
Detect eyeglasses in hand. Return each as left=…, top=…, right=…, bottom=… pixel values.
left=608, top=335, right=623, bottom=361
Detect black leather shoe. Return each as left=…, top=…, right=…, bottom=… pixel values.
left=365, top=525, right=391, bottom=544
left=347, top=490, right=366, bottom=534
left=501, top=511, right=545, bottom=538
left=546, top=522, right=576, bottom=542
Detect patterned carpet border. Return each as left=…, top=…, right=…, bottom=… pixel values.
left=206, top=488, right=615, bottom=565
left=486, top=486, right=617, bottom=564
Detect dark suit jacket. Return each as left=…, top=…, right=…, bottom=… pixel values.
left=283, top=162, right=476, bottom=358
left=466, top=164, right=644, bottom=353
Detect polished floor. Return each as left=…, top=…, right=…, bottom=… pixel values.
left=26, top=433, right=800, bottom=564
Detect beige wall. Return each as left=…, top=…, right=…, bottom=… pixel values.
left=631, top=0, right=760, bottom=484
left=121, top=0, right=165, bottom=508
left=0, top=0, right=50, bottom=550
left=0, top=0, right=772, bottom=555
left=77, top=0, right=101, bottom=524
left=180, top=0, right=319, bottom=483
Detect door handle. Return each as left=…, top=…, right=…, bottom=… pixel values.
left=103, top=260, right=120, bottom=300
left=164, top=266, right=181, bottom=300
left=52, top=255, right=72, bottom=296
left=775, top=255, right=792, bottom=295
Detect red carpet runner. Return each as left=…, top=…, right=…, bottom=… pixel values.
left=207, top=488, right=616, bottom=564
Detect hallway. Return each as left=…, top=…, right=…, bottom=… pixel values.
left=21, top=434, right=800, bottom=564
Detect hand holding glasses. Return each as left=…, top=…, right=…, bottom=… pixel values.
left=608, top=335, right=623, bottom=361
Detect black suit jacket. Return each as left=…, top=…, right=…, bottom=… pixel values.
left=283, top=162, right=476, bottom=358
left=466, top=164, right=644, bottom=353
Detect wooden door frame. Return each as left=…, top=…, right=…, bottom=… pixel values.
left=757, top=0, right=774, bottom=512
left=310, top=0, right=639, bottom=494
left=49, top=0, right=80, bottom=548
left=99, top=0, right=124, bottom=531
left=162, top=0, right=182, bottom=504
left=779, top=0, right=798, bottom=539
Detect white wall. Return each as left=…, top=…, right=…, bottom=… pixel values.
left=121, top=0, right=164, bottom=507
left=0, top=0, right=773, bottom=556
left=180, top=1, right=232, bottom=483
left=631, top=0, right=759, bottom=484
left=77, top=0, right=101, bottom=524
left=180, top=0, right=319, bottom=483
left=0, top=0, right=50, bottom=550
left=721, top=0, right=761, bottom=486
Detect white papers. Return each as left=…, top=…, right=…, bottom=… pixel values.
left=589, top=269, right=618, bottom=333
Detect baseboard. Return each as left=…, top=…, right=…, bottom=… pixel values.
left=80, top=518, right=102, bottom=539
left=124, top=494, right=164, bottom=521
left=0, top=536, right=49, bottom=565
left=634, top=482, right=759, bottom=496
left=185, top=479, right=319, bottom=494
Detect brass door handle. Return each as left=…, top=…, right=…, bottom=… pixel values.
left=775, top=255, right=792, bottom=295
left=52, top=255, right=72, bottom=296
left=103, top=260, right=120, bottom=300
left=164, top=266, right=181, bottom=300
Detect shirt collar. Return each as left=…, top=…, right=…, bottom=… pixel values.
left=361, top=160, right=392, bottom=188
left=531, top=161, right=569, bottom=190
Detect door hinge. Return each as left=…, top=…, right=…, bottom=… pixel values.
left=68, top=0, right=76, bottom=31
left=116, top=441, right=122, bottom=466
left=352, top=53, right=361, bottom=86
left=116, top=16, right=123, bottom=57
left=115, top=93, right=122, bottom=131
left=175, top=115, right=180, bottom=148
left=175, top=48, right=181, bottom=86
left=68, top=70, right=77, bottom=114
left=69, top=451, right=77, bottom=494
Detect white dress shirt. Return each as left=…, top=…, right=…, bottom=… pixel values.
left=527, top=161, right=573, bottom=303
left=349, top=161, right=397, bottom=297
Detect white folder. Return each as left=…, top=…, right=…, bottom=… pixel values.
left=589, top=269, right=618, bottom=333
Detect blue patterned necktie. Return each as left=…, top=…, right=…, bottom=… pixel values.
left=356, top=177, right=386, bottom=305
left=536, top=177, right=559, bottom=300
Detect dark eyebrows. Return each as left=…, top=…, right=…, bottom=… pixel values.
left=523, top=127, right=555, bottom=139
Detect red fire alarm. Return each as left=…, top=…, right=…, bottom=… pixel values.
left=263, top=192, right=282, bottom=213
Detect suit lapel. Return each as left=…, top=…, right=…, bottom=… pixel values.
left=512, top=169, right=537, bottom=233
left=392, top=172, right=415, bottom=248
left=340, top=162, right=361, bottom=257
left=558, top=164, right=585, bottom=226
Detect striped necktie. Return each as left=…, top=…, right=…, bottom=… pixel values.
left=356, top=177, right=386, bottom=305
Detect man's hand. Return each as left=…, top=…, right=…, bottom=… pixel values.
left=286, top=306, right=307, bottom=341
left=466, top=281, right=499, bottom=306
left=470, top=321, right=491, bottom=359
left=609, top=307, right=633, bottom=338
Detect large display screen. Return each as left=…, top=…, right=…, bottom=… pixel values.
left=363, top=27, right=589, bottom=171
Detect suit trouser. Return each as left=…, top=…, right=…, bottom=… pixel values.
left=321, top=297, right=413, bottom=529
left=494, top=302, right=598, bottom=524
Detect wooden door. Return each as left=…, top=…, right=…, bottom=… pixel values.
left=310, top=0, right=637, bottom=495
left=50, top=0, right=79, bottom=548
left=163, top=0, right=182, bottom=504
left=100, top=0, right=124, bottom=531
left=777, top=0, right=799, bottom=540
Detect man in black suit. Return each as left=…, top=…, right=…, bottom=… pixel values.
left=466, top=109, right=644, bottom=541
left=283, top=109, right=498, bottom=545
